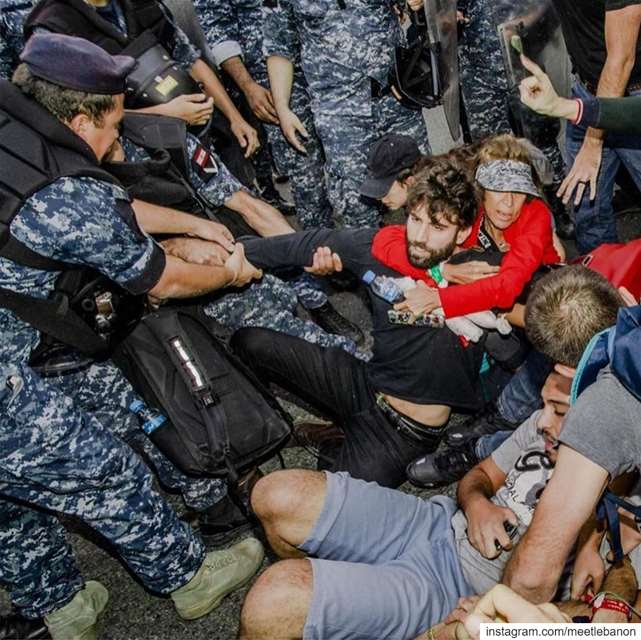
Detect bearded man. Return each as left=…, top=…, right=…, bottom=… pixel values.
left=230, top=157, right=482, bottom=488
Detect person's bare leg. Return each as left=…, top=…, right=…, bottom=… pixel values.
left=240, top=558, right=313, bottom=640
left=251, top=469, right=327, bottom=558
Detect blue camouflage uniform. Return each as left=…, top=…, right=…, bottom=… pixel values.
left=195, top=0, right=333, bottom=230
left=0, top=363, right=205, bottom=618
left=458, top=0, right=565, bottom=185
left=262, top=0, right=430, bottom=228
left=0, top=176, right=218, bottom=617
left=0, top=0, right=33, bottom=79
left=120, top=133, right=360, bottom=355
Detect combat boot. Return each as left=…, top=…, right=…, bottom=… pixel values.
left=44, top=581, right=108, bottom=640
left=171, top=537, right=264, bottom=620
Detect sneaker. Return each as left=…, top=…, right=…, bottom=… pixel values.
left=44, top=582, right=108, bottom=640
left=445, top=406, right=517, bottom=449
left=406, top=441, right=479, bottom=489
left=308, top=302, right=365, bottom=347
left=171, top=538, right=264, bottom=620
left=0, top=613, right=49, bottom=640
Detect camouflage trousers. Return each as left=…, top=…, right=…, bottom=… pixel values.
left=458, top=0, right=565, bottom=184
left=0, top=364, right=206, bottom=619
left=204, top=273, right=362, bottom=356
left=264, top=85, right=333, bottom=230
left=241, top=77, right=332, bottom=230
left=52, top=362, right=228, bottom=511
left=314, top=91, right=430, bottom=228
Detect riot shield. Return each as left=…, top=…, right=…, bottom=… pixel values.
left=422, top=0, right=459, bottom=140
left=492, top=0, right=571, bottom=142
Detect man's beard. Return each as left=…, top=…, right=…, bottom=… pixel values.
left=406, top=233, right=457, bottom=269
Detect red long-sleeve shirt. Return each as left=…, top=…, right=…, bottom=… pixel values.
left=370, top=198, right=561, bottom=319
left=439, top=199, right=561, bottom=317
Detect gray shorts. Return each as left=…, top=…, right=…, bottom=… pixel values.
left=299, top=472, right=473, bottom=640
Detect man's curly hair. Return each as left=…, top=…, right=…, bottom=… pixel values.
left=406, top=156, right=478, bottom=229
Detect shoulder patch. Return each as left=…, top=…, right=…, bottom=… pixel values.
left=191, top=143, right=219, bottom=180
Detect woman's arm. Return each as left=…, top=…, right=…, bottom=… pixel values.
left=438, top=202, right=556, bottom=318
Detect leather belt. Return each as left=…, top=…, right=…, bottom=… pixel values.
left=375, top=393, right=442, bottom=445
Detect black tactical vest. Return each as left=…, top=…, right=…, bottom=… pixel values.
left=105, top=112, right=203, bottom=215
left=105, top=113, right=257, bottom=239
left=0, top=79, right=139, bottom=357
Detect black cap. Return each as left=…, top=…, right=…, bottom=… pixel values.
left=20, top=33, right=136, bottom=95
left=359, top=134, right=421, bottom=199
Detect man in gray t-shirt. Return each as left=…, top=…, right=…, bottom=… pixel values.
left=503, top=366, right=641, bottom=602
left=453, top=369, right=574, bottom=597
left=237, top=370, right=574, bottom=640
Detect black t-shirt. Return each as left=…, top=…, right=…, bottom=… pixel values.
left=554, top=0, right=641, bottom=88
left=241, top=228, right=486, bottom=410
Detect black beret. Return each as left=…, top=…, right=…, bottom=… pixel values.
left=20, top=33, right=136, bottom=95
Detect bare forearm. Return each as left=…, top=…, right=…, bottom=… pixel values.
left=457, top=468, right=495, bottom=513
left=221, top=55, right=256, bottom=94
left=225, top=191, right=294, bottom=237
left=502, top=533, right=561, bottom=603
left=589, top=10, right=641, bottom=141
left=267, top=55, right=294, bottom=114
left=149, top=254, right=233, bottom=299
left=131, top=200, right=204, bottom=236
left=191, top=58, right=244, bottom=123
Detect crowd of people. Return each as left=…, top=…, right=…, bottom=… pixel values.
left=1, top=0, right=641, bottom=639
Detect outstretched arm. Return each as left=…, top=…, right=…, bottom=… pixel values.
left=241, top=228, right=377, bottom=276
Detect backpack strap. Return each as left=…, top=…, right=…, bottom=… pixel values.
left=597, top=490, right=641, bottom=564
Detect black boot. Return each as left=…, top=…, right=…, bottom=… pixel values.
left=308, top=302, right=365, bottom=347
left=259, top=180, right=296, bottom=216
left=197, top=495, right=253, bottom=549
left=0, top=612, right=49, bottom=640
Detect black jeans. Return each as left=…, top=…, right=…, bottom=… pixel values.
left=231, top=328, right=431, bottom=488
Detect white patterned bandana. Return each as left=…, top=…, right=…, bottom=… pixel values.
left=475, top=160, right=540, bottom=198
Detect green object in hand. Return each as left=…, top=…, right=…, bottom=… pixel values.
left=510, top=34, right=523, bottom=55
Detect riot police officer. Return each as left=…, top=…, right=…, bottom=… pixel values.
left=0, top=33, right=264, bottom=639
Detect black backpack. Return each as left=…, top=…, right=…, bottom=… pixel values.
left=114, top=306, right=291, bottom=479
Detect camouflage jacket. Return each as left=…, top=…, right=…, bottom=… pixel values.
left=0, top=0, right=33, bottom=79
left=0, top=176, right=165, bottom=364
left=262, top=0, right=403, bottom=116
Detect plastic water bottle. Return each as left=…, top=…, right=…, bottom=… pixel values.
left=362, top=270, right=405, bottom=304
left=129, top=399, right=167, bottom=435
